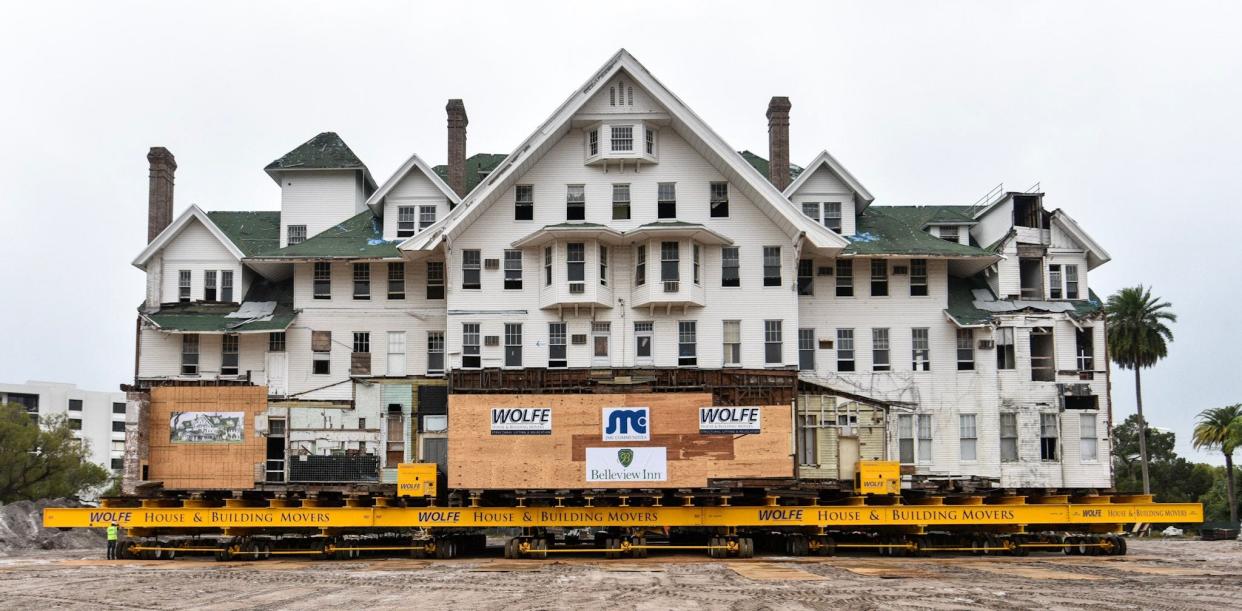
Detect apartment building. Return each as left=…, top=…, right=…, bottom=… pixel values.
left=0, top=380, right=127, bottom=474
left=124, top=50, right=1111, bottom=493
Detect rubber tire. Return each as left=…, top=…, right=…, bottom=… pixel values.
left=740, top=537, right=754, bottom=559
left=708, top=536, right=720, bottom=559
left=1114, top=535, right=1127, bottom=556
left=503, top=538, right=513, bottom=559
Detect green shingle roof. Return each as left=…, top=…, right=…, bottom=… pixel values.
left=206, top=211, right=280, bottom=256
left=432, top=153, right=508, bottom=193
left=265, top=132, right=369, bottom=172
left=739, top=150, right=803, bottom=183
left=144, top=279, right=295, bottom=333
left=845, top=208, right=995, bottom=257
left=259, top=211, right=400, bottom=259
left=945, top=277, right=1105, bottom=327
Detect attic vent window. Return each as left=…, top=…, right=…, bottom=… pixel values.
left=939, top=225, right=960, bottom=243
left=288, top=224, right=307, bottom=245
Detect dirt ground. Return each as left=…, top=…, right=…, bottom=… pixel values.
left=0, top=539, right=1238, bottom=610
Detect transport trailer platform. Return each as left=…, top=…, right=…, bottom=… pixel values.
left=44, top=495, right=1200, bottom=533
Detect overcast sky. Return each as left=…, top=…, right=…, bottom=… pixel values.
left=1, top=1, right=1238, bottom=463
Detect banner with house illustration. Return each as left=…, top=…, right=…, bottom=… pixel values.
left=170, top=411, right=244, bottom=443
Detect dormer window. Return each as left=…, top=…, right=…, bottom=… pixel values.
left=939, top=225, right=960, bottom=243
left=611, top=126, right=633, bottom=152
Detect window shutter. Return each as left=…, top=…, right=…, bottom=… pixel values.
left=312, top=331, right=332, bottom=352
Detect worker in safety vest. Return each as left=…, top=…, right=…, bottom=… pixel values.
left=106, top=522, right=119, bottom=560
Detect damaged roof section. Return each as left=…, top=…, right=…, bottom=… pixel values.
left=944, top=277, right=1104, bottom=327
left=845, top=208, right=995, bottom=258
left=142, top=278, right=295, bottom=334
left=252, top=211, right=401, bottom=260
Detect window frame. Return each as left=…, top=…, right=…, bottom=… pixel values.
left=898, top=414, right=915, bottom=464
left=548, top=322, right=567, bottom=368
left=600, top=245, right=609, bottom=286
left=611, top=183, right=631, bottom=220
left=870, top=259, right=888, bottom=296
left=221, top=333, right=239, bottom=376
left=764, top=320, right=783, bottom=366
left=397, top=206, right=417, bottom=237
left=387, top=262, right=405, bottom=300
left=916, top=414, right=932, bottom=464
left=1000, top=413, right=1019, bottom=462
left=515, top=185, right=534, bottom=221
left=797, top=259, right=813, bottom=295
left=657, top=182, right=676, bottom=218
left=566, top=184, right=586, bottom=221
left=956, top=328, right=975, bottom=371
left=1048, top=263, right=1063, bottom=299
left=426, top=261, right=445, bottom=299
left=353, top=263, right=370, bottom=300
left=567, top=242, right=586, bottom=293
left=268, top=332, right=286, bottom=352
left=503, top=250, right=523, bottom=290
left=835, top=259, right=853, bottom=296
left=635, top=245, right=646, bottom=287
left=1080, top=413, right=1098, bottom=462
left=634, top=321, right=653, bottom=364
left=721, top=246, right=740, bottom=288
left=313, top=262, right=331, bottom=299
left=723, top=320, right=742, bottom=367
left=996, top=327, right=1016, bottom=370
left=419, top=205, right=437, bottom=231
left=287, top=224, right=307, bottom=245
left=798, top=328, right=816, bottom=371
left=822, top=201, right=842, bottom=233
left=178, top=270, right=191, bottom=302
left=838, top=328, right=856, bottom=372
left=610, top=125, right=633, bottom=152
left=912, top=328, right=930, bottom=371
left=204, top=270, right=217, bottom=302
left=461, top=323, right=481, bottom=369
left=660, top=241, right=680, bottom=284
left=504, top=323, right=523, bottom=368
left=461, top=250, right=481, bottom=290
left=762, top=246, right=781, bottom=287
left=1065, top=264, right=1080, bottom=299
left=959, top=414, right=978, bottom=462
left=427, top=331, right=445, bottom=375
left=869, top=328, right=887, bottom=372
left=221, top=270, right=233, bottom=302
left=1040, top=413, right=1060, bottom=461
left=909, top=259, right=928, bottom=296
left=180, top=334, right=199, bottom=376
left=709, top=182, right=729, bottom=218
left=677, top=320, right=697, bottom=367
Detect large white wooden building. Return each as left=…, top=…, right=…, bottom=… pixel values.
left=127, top=50, right=1112, bottom=492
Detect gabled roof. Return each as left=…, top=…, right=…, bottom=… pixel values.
left=845, top=208, right=995, bottom=258
left=401, top=49, right=848, bottom=254
left=432, top=153, right=508, bottom=195
left=263, top=132, right=377, bottom=190
left=365, top=153, right=461, bottom=216
left=739, top=151, right=803, bottom=183
left=250, top=211, right=401, bottom=260
left=133, top=205, right=246, bottom=268
left=206, top=211, right=281, bottom=256
left=1050, top=209, right=1111, bottom=269
left=783, top=150, right=875, bottom=209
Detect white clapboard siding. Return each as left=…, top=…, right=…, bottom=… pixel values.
left=156, top=218, right=243, bottom=303
left=279, top=171, right=365, bottom=248
left=381, top=169, right=451, bottom=241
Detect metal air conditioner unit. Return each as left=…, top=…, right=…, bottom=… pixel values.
left=977, top=339, right=995, bottom=350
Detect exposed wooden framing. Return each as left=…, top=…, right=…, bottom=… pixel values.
left=449, top=367, right=797, bottom=406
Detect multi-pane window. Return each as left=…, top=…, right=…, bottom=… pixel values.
left=387, top=262, right=405, bottom=299
left=611, top=125, right=633, bottom=151
left=178, top=270, right=191, bottom=302
left=548, top=322, right=567, bottom=368
left=1000, top=413, right=1018, bottom=462
left=504, top=250, right=523, bottom=290
left=592, top=321, right=610, bottom=361
left=180, top=335, right=199, bottom=375
left=823, top=202, right=842, bottom=233
left=658, top=182, right=677, bottom=218
left=504, top=323, right=522, bottom=367
left=870, top=259, right=888, bottom=296
left=353, top=332, right=370, bottom=354
left=287, top=224, right=307, bottom=245
left=645, top=128, right=655, bottom=155
left=635, top=245, right=646, bottom=286
left=204, top=270, right=217, bottom=301
left=898, top=414, right=915, bottom=464
left=312, top=331, right=331, bottom=375
left=589, top=130, right=599, bottom=156
left=426, top=261, right=445, bottom=299
left=544, top=247, right=553, bottom=286
left=917, top=414, right=932, bottom=464
left=1040, top=413, right=1059, bottom=461
left=660, top=241, right=680, bottom=285
left=802, top=202, right=820, bottom=223
left=1049, top=264, right=1063, bottom=299
left=798, top=328, right=815, bottom=371
left=764, top=320, right=783, bottom=365
left=419, top=205, right=436, bottom=231
left=797, top=259, right=813, bottom=295
left=709, top=182, right=729, bottom=217
left=427, top=331, right=444, bottom=375
left=960, top=414, right=977, bottom=461
left=461, top=250, right=481, bottom=289
left=1076, top=328, right=1095, bottom=371
left=870, top=328, right=887, bottom=372
left=600, top=245, right=609, bottom=286
left=353, top=263, right=370, bottom=300
left=634, top=321, right=653, bottom=362
left=721, top=247, right=740, bottom=287
left=221, top=270, right=233, bottom=302
left=268, top=332, right=286, bottom=352
left=398, top=206, right=417, bottom=237
left=1065, top=265, right=1080, bottom=299
left=221, top=334, right=239, bottom=376
left=678, top=321, right=697, bottom=366
left=939, top=225, right=960, bottom=243
left=836, top=259, right=853, bottom=296
left=763, top=246, right=781, bottom=287
left=837, top=329, right=855, bottom=372
left=798, top=414, right=818, bottom=466
left=612, top=184, right=631, bottom=220
left=1080, top=413, right=1098, bottom=461
left=910, top=259, right=928, bottom=296
left=996, top=327, right=1016, bottom=369
left=515, top=185, right=534, bottom=221
left=912, top=328, right=930, bottom=371
left=567, top=243, right=585, bottom=293
left=313, top=262, right=331, bottom=299
left=692, top=244, right=700, bottom=285
left=462, top=323, right=481, bottom=369
left=956, top=329, right=974, bottom=370
left=566, top=184, right=585, bottom=221
left=723, top=320, right=741, bottom=366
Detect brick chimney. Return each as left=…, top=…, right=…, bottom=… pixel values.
left=446, top=99, right=468, bottom=197
left=766, top=96, right=792, bottom=191
left=147, top=147, right=177, bottom=242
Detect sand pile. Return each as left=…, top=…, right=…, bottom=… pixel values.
left=0, top=499, right=104, bottom=554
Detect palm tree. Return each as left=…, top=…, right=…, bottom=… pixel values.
left=1193, top=405, right=1242, bottom=524
left=1105, top=285, right=1176, bottom=495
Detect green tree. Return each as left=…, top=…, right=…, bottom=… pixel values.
left=0, top=403, right=110, bottom=502
left=1111, top=415, right=1213, bottom=503
left=1193, top=405, right=1242, bottom=524
left=1105, top=285, right=1176, bottom=494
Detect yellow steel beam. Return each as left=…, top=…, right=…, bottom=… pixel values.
left=43, top=501, right=1202, bottom=530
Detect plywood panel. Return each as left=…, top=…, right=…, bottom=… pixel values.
left=146, top=385, right=267, bottom=490
left=448, top=392, right=792, bottom=489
